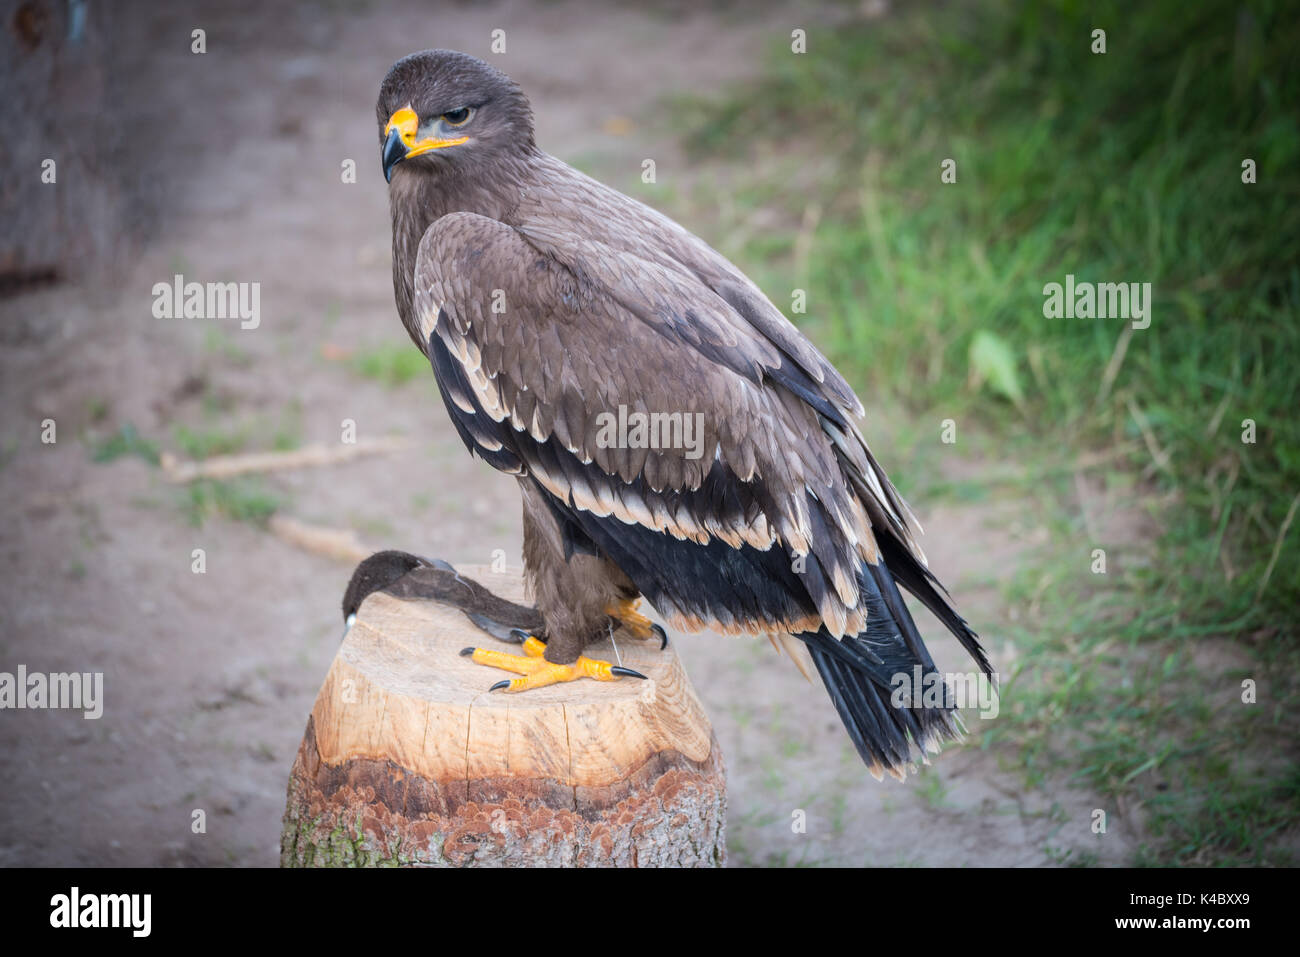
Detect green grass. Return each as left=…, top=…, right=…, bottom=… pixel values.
left=678, top=0, right=1299, bottom=864
left=349, top=341, right=432, bottom=387
left=172, top=400, right=303, bottom=461
left=88, top=417, right=290, bottom=528
left=173, top=423, right=251, bottom=460
left=90, top=424, right=161, bottom=465
left=181, top=478, right=281, bottom=528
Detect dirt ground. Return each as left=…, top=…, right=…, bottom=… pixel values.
left=0, top=0, right=1138, bottom=866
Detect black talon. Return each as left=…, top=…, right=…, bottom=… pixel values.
left=507, top=628, right=538, bottom=644
left=489, top=680, right=511, bottom=692
left=459, top=647, right=476, bottom=657
left=610, top=666, right=648, bottom=680
left=651, top=623, right=668, bottom=650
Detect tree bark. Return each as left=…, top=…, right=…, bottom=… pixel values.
left=281, top=566, right=726, bottom=867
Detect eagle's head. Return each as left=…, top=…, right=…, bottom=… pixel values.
left=376, top=49, right=535, bottom=183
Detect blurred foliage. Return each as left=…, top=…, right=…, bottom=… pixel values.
left=90, top=423, right=160, bottom=465
left=681, top=0, right=1299, bottom=639
left=678, top=0, right=1299, bottom=864
left=181, top=477, right=280, bottom=528
left=350, top=341, right=432, bottom=387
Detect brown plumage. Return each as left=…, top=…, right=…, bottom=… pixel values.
left=375, top=50, right=993, bottom=778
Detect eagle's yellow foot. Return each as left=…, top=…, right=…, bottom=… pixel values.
left=605, top=598, right=669, bottom=649
left=459, top=636, right=647, bottom=692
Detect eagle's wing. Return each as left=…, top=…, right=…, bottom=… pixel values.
left=413, top=209, right=991, bottom=774
left=415, top=211, right=876, bottom=629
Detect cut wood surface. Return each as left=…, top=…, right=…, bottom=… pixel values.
left=281, top=566, right=726, bottom=867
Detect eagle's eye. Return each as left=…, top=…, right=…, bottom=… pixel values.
left=442, top=107, right=472, bottom=126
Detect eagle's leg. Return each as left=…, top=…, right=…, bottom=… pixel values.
left=461, top=619, right=648, bottom=693
left=458, top=482, right=650, bottom=692
left=462, top=642, right=645, bottom=692
left=605, top=597, right=669, bottom=650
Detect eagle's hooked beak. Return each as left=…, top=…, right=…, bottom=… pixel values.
left=382, top=105, right=469, bottom=182
left=381, top=127, right=406, bottom=183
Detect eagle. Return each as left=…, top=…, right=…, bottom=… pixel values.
left=373, top=50, right=993, bottom=779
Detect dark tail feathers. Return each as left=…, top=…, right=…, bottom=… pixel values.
left=799, top=551, right=993, bottom=779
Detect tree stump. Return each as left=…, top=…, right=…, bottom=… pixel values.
left=281, top=566, right=726, bottom=867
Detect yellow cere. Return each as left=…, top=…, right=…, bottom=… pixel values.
left=385, top=104, right=469, bottom=157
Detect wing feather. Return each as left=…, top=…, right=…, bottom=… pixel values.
left=414, top=209, right=928, bottom=639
